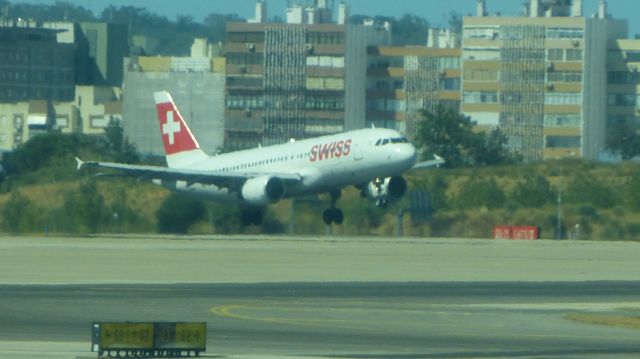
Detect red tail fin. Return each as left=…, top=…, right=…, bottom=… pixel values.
left=154, top=91, right=200, bottom=156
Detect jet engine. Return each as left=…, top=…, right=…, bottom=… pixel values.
left=241, top=176, right=285, bottom=205
left=363, top=176, right=407, bottom=207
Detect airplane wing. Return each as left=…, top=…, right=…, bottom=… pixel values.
left=412, top=154, right=445, bottom=169
left=76, top=158, right=302, bottom=188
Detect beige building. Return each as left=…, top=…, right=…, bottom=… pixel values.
left=0, top=100, right=78, bottom=151
left=462, top=0, right=626, bottom=161
left=224, top=0, right=389, bottom=149
left=365, top=44, right=462, bottom=139
left=75, top=86, right=122, bottom=135
left=0, top=86, right=122, bottom=152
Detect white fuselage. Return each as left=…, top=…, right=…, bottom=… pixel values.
left=161, top=128, right=417, bottom=204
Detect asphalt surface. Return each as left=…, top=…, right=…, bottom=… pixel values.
left=0, top=236, right=639, bottom=358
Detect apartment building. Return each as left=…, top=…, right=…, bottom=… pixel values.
left=366, top=30, right=462, bottom=139
left=462, top=0, right=626, bottom=161
left=224, top=0, right=389, bottom=149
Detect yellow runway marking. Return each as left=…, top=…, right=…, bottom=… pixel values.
left=210, top=303, right=640, bottom=341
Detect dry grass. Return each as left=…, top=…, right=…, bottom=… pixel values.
left=566, top=313, right=640, bottom=330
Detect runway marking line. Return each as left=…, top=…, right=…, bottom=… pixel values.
left=210, top=303, right=640, bottom=341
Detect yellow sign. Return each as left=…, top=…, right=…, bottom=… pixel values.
left=100, top=323, right=154, bottom=349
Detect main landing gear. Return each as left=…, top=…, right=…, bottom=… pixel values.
left=323, top=190, right=344, bottom=225
left=241, top=208, right=263, bottom=226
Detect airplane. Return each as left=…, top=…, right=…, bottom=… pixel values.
left=77, top=91, right=444, bottom=226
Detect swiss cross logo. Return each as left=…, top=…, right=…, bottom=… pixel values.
left=155, top=98, right=200, bottom=155
left=162, top=111, right=181, bottom=145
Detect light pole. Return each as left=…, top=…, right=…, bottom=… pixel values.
left=556, top=176, right=562, bottom=240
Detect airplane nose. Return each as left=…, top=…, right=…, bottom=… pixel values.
left=395, top=144, right=417, bottom=165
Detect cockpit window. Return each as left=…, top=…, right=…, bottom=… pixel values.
left=375, top=137, right=408, bottom=146
left=390, top=137, right=408, bottom=144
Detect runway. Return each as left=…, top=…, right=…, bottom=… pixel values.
left=1, top=282, right=640, bottom=358
left=1, top=236, right=640, bottom=358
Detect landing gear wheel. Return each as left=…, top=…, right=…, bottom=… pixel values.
left=333, top=208, right=344, bottom=225
left=323, top=208, right=344, bottom=225
left=323, top=209, right=333, bottom=225
left=241, top=209, right=263, bottom=226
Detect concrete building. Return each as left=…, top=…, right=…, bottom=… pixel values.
left=75, top=85, right=122, bottom=135
left=366, top=29, right=461, bottom=138
left=606, top=39, right=640, bottom=141
left=75, top=22, right=129, bottom=86
left=0, top=25, right=75, bottom=102
left=0, top=100, right=79, bottom=152
left=224, top=0, right=389, bottom=149
left=122, top=53, right=226, bottom=156
left=462, top=0, right=627, bottom=161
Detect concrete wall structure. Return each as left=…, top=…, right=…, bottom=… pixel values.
left=122, top=57, right=225, bottom=156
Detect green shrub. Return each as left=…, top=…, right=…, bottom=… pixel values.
left=156, top=193, right=205, bottom=234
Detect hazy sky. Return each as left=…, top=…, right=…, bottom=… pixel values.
left=11, top=0, right=640, bottom=35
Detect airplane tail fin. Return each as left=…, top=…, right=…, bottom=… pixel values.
left=154, top=91, right=207, bottom=168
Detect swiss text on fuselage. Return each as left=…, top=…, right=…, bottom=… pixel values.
left=309, top=139, right=352, bottom=162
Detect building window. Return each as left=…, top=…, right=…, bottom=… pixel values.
left=545, top=92, right=582, bottom=105
left=547, top=49, right=564, bottom=61
left=463, top=26, right=500, bottom=39
left=546, top=27, right=583, bottom=39
left=566, top=49, right=583, bottom=61
left=306, top=56, right=344, bottom=68
left=464, top=91, right=498, bottom=104
left=56, top=116, right=69, bottom=128
left=438, top=57, right=460, bottom=69
left=544, top=114, right=581, bottom=127
left=608, top=71, right=640, bottom=84
left=546, top=135, right=581, bottom=148
left=547, top=71, right=582, bottom=82
left=608, top=93, right=637, bottom=107
left=90, top=116, right=108, bottom=128
left=465, top=69, right=499, bottom=81
left=440, top=78, right=460, bottom=90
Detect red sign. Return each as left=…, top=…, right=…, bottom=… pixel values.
left=493, top=226, right=539, bottom=240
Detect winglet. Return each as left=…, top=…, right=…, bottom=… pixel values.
left=75, top=157, right=84, bottom=171
left=412, top=154, right=445, bottom=169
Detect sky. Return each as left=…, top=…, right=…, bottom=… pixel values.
left=9, top=0, right=640, bottom=36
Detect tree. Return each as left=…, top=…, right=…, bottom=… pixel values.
left=349, top=14, right=429, bottom=46
left=203, top=13, right=242, bottom=43
left=156, top=193, right=206, bottom=234
left=1, top=191, right=32, bottom=233
left=565, top=175, right=618, bottom=209
left=606, top=117, right=640, bottom=160
left=623, top=170, right=640, bottom=211
left=511, top=175, right=554, bottom=207
left=414, top=106, right=516, bottom=168
left=102, top=118, right=139, bottom=163
left=391, top=14, right=430, bottom=45
left=448, top=11, right=463, bottom=34
left=8, top=133, right=95, bottom=175
left=454, top=177, right=505, bottom=209
left=75, top=179, right=105, bottom=233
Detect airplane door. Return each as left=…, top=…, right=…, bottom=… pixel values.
left=353, top=136, right=364, bottom=161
